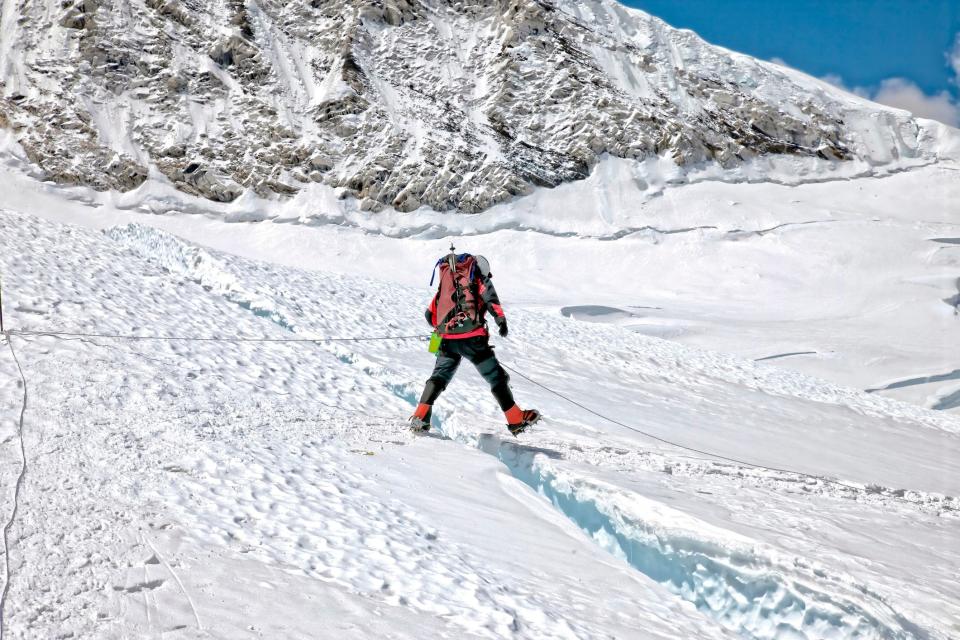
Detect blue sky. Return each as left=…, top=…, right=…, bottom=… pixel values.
left=619, top=0, right=960, bottom=125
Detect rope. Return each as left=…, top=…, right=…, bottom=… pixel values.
left=1, top=325, right=869, bottom=493
left=0, top=333, right=28, bottom=640
left=8, top=329, right=426, bottom=344
left=10, top=328, right=413, bottom=423
left=501, top=362, right=863, bottom=493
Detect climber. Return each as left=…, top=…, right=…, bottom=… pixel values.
left=410, top=247, right=540, bottom=436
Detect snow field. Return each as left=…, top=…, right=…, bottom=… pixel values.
left=3, top=137, right=957, bottom=413
left=0, top=211, right=725, bottom=638
left=1, top=210, right=959, bottom=638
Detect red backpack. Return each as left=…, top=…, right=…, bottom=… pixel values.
left=430, top=251, right=483, bottom=335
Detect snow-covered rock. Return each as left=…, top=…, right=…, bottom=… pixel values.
left=0, top=0, right=954, bottom=211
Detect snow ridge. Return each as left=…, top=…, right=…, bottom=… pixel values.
left=100, top=224, right=945, bottom=639
left=106, top=223, right=298, bottom=333
left=492, top=439, right=926, bottom=640
left=3, top=210, right=959, bottom=637
left=167, top=418, right=588, bottom=639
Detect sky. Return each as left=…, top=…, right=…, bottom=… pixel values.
left=620, top=0, right=960, bottom=127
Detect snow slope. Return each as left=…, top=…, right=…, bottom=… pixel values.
left=2, top=132, right=958, bottom=414
left=1, top=0, right=957, bottom=636
left=1, top=209, right=959, bottom=639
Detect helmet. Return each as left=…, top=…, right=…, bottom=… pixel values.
left=474, top=255, right=491, bottom=278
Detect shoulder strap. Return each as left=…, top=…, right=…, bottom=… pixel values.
left=428, top=258, right=444, bottom=286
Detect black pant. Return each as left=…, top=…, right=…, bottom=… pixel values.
left=419, top=335, right=515, bottom=411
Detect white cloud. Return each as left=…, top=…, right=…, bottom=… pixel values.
left=871, top=78, right=960, bottom=126
left=821, top=74, right=959, bottom=128
left=820, top=72, right=846, bottom=88
left=815, top=33, right=960, bottom=128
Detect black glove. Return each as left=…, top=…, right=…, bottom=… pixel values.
left=497, top=317, right=508, bottom=337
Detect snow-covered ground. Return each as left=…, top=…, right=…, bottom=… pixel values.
left=1, top=139, right=959, bottom=637
left=3, top=127, right=959, bottom=412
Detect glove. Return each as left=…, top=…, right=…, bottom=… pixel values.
left=497, top=317, right=508, bottom=337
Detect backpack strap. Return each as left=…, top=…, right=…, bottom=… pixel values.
left=428, top=258, right=445, bottom=286
left=447, top=248, right=462, bottom=309
left=435, top=248, right=462, bottom=331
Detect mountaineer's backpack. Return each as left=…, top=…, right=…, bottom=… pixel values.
left=430, top=251, right=483, bottom=336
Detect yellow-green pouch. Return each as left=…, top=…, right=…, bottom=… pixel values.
left=428, top=332, right=442, bottom=354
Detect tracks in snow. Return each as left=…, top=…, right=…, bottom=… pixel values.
left=142, top=536, right=203, bottom=632
left=104, top=222, right=949, bottom=639
left=311, top=345, right=947, bottom=640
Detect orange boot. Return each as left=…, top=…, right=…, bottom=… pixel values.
left=409, top=403, right=432, bottom=432
left=505, top=405, right=540, bottom=436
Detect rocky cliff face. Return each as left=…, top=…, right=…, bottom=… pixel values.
left=0, top=0, right=943, bottom=212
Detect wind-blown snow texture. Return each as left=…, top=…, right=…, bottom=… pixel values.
left=1, top=0, right=958, bottom=637
left=0, top=0, right=955, bottom=210
left=1, top=211, right=959, bottom=639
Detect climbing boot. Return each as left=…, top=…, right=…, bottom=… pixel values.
left=409, top=403, right=432, bottom=433
left=505, top=406, right=540, bottom=436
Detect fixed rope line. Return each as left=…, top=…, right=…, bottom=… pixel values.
left=8, top=329, right=426, bottom=344
left=9, top=327, right=420, bottom=422
left=1, top=333, right=29, bottom=640
left=7, top=325, right=864, bottom=492
left=501, top=362, right=863, bottom=493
